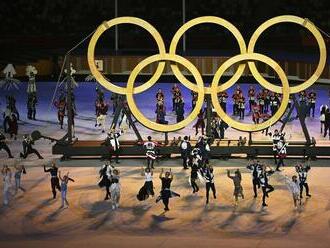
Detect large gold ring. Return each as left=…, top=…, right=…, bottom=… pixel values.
left=211, top=53, right=290, bottom=132
left=87, top=17, right=166, bottom=94
left=169, top=16, right=247, bottom=94
left=126, top=54, right=205, bottom=132
left=248, top=15, right=327, bottom=94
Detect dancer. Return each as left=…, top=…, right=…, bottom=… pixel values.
left=218, top=91, right=228, bottom=113
left=252, top=103, right=260, bottom=124
left=259, top=165, right=275, bottom=207
left=202, top=165, right=216, bottom=204
left=238, top=93, right=245, bottom=120
left=14, top=165, right=26, bottom=194
left=171, top=83, right=181, bottom=111
left=227, top=169, right=244, bottom=204
left=308, top=90, right=316, bottom=117
left=324, top=108, right=330, bottom=139
left=175, top=96, right=185, bottom=122
left=2, top=165, right=12, bottom=206
left=59, top=171, right=75, bottom=208
left=27, top=93, right=37, bottom=120
left=276, top=136, right=287, bottom=171
left=95, top=101, right=108, bottom=133
left=156, top=168, right=180, bottom=211
left=0, top=131, right=14, bottom=158
left=155, top=100, right=168, bottom=124
left=137, top=167, right=155, bottom=201
left=270, top=93, right=280, bottom=116
left=20, top=134, right=43, bottom=159
left=54, top=96, right=66, bottom=129
left=8, top=113, right=18, bottom=140
left=156, top=88, right=164, bottom=102
left=271, top=129, right=281, bottom=164
left=191, top=90, right=198, bottom=109
left=110, top=168, right=121, bottom=209
left=319, top=105, right=328, bottom=133
left=248, top=86, right=255, bottom=112
left=189, top=150, right=202, bottom=194
left=44, top=162, right=61, bottom=199
left=247, top=160, right=262, bottom=197
left=98, top=161, right=114, bottom=200
left=194, top=110, right=205, bottom=135
left=180, top=136, right=191, bottom=169
left=103, top=128, right=124, bottom=163
left=284, top=175, right=301, bottom=208
left=144, top=136, right=157, bottom=169
left=295, top=162, right=311, bottom=199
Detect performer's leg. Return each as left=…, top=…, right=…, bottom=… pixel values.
left=51, top=178, right=57, bottom=199
left=262, top=187, right=267, bottom=206
left=206, top=182, right=210, bottom=204
left=252, top=179, right=258, bottom=197
left=304, top=183, right=311, bottom=197
left=1, top=144, right=13, bottom=158
left=162, top=197, right=169, bottom=211
left=211, top=183, right=216, bottom=198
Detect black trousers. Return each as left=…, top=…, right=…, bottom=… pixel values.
left=239, top=109, right=245, bottom=119
left=299, top=182, right=310, bottom=197
left=324, top=125, right=330, bottom=139
left=0, top=142, right=13, bottom=158
left=220, top=102, right=227, bottom=113
left=182, top=154, right=188, bottom=169
left=249, top=100, right=254, bottom=112
left=252, top=178, right=260, bottom=197
left=262, top=184, right=274, bottom=205
left=310, top=103, right=315, bottom=117
left=145, top=181, right=154, bottom=196
left=206, top=182, right=216, bottom=203
left=191, top=178, right=199, bottom=192
left=22, top=148, right=43, bottom=159
left=271, top=106, right=278, bottom=116
left=276, top=157, right=285, bottom=170
left=273, top=151, right=278, bottom=164
left=51, top=177, right=61, bottom=198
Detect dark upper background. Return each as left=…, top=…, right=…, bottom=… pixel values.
left=0, top=0, right=329, bottom=67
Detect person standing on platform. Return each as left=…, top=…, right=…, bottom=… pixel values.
left=264, top=89, right=270, bottom=113
left=0, top=131, right=13, bottom=158
left=14, top=165, right=26, bottom=194
left=8, top=113, right=18, bottom=140
left=144, top=136, right=157, bottom=169
left=54, top=97, right=66, bottom=129
left=27, top=93, right=37, bottom=120
left=252, top=103, right=260, bottom=124
left=248, top=86, right=256, bottom=113
left=59, top=171, right=75, bottom=208
left=155, top=100, right=168, bottom=124
left=320, top=105, right=328, bottom=133
left=171, top=84, right=181, bottom=112
left=259, top=165, right=275, bottom=207
left=103, top=129, right=124, bottom=164
left=176, top=96, right=185, bottom=123
left=238, top=93, right=245, bottom=120
left=20, top=134, right=43, bottom=159
left=180, top=136, right=191, bottom=169
left=194, top=110, right=205, bottom=136
left=156, top=88, right=164, bottom=102
left=270, top=93, right=280, bottom=116
left=257, top=91, right=265, bottom=114
left=324, top=108, right=330, bottom=139
left=2, top=165, right=12, bottom=206
left=156, top=168, right=180, bottom=212
left=95, top=101, right=108, bottom=133
left=227, top=169, right=244, bottom=205
left=308, top=90, right=316, bottom=118
left=191, top=90, right=198, bottom=109
left=276, top=136, right=287, bottom=171
left=247, top=160, right=262, bottom=198
left=272, top=130, right=281, bottom=164
left=218, top=91, right=228, bottom=113
left=295, top=163, right=312, bottom=199
left=110, top=93, right=119, bottom=115
left=44, top=162, right=61, bottom=199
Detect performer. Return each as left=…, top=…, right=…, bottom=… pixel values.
left=218, top=91, right=228, bottom=113
left=155, top=100, right=168, bottom=124
left=2, top=105, right=12, bottom=133
left=171, top=83, right=181, bottom=111
left=103, top=129, right=124, bottom=163
left=252, top=103, right=260, bottom=124
left=276, top=136, right=287, bottom=171
left=196, top=136, right=210, bottom=165
left=175, top=96, right=185, bottom=123
left=156, top=88, right=164, bottom=102
left=238, top=93, right=245, bottom=120
left=180, top=136, right=191, bottom=169
left=211, top=117, right=220, bottom=139
left=218, top=118, right=228, bottom=139
left=54, top=96, right=66, bottom=129
left=248, top=86, right=256, bottom=112
left=44, top=162, right=61, bottom=199
left=260, top=113, right=271, bottom=136
left=144, top=136, right=157, bottom=169
left=270, top=93, right=280, bottom=116
left=299, top=90, right=307, bottom=105
left=259, top=165, right=275, bottom=207
left=14, top=165, right=26, bottom=194
left=271, top=129, right=281, bottom=164
left=257, top=90, right=265, bottom=114
left=263, top=89, right=270, bottom=113
left=27, top=93, right=37, bottom=120
left=189, top=150, right=202, bottom=193
left=6, top=95, right=19, bottom=121
left=20, top=134, right=43, bottom=159
left=2, top=165, right=12, bottom=206
left=232, top=91, right=240, bottom=116
left=247, top=160, right=262, bottom=197
left=194, top=110, right=205, bottom=136
left=110, top=93, right=119, bottom=115
left=0, top=131, right=14, bottom=158
left=191, top=90, right=198, bottom=109
left=320, top=105, right=328, bottom=133
left=156, top=168, right=180, bottom=211
left=324, top=108, right=330, bottom=139
left=202, top=165, right=216, bottom=204
left=110, top=168, right=121, bottom=209
left=227, top=169, right=244, bottom=204
left=308, top=90, right=316, bottom=117
left=98, top=161, right=114, bottom=200
left=137, top=167, right=155, bottom=201
left=59, top=171, right=75, bottom=208
left=284, top=175, right=301, bottom=208
left=8, top=113, right=18, bottom=140
left=26, top=65, right=38, bottom=95
left=95, top=101, right=108, bottom=133
left=295, top=163, right=311, bottom=199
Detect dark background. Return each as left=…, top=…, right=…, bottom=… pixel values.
left=0, top=0, right=329, bottom=65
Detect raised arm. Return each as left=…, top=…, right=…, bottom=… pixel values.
left=227, top=170, right=234, bottom=179
left=170, top=169, right=174, bottom=180
left=44, top=165, right=50, bottom=173
left=159, top=168, right=163, bottom=179
left=141, top=167, right=145, bottom=176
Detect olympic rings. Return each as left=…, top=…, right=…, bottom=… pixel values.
left=126, top=54, right=205, bottom=132
left=211, top=53, right=290, bottom=132
left=87, top=17, right=166, bottom=94
left=248, top=15, right=327, bottom=94
left=87, top=15, right=327, bottom=133
left=169, top=16, right=247, bottom=94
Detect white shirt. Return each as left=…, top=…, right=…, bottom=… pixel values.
left=145, top=172, right=153, bottom=182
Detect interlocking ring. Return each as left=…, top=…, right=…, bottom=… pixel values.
left=126, top=54, right=205, bottom=132
left=211, top=53, right=290, bottom=132
left=88, top=15, right=327, bottom=133
left=169, top=16, right=247, bottom=94
left=87, top=17, right=166, bottom=94
left=248, top=15, right=327, bottom=94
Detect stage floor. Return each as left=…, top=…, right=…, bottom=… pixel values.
left=0, top=162, right=330, bottom=248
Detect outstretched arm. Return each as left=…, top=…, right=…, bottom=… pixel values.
left=227, top=170, right=234, bottom=179
left=159, top=168, right=163, bottom=179
left=170, top=169, right=174, bottom=180
left=44, top=165, right=50, bottom=173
